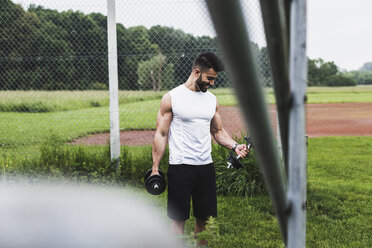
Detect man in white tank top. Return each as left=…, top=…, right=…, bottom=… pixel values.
left=151, top=52, right=249, bottom=246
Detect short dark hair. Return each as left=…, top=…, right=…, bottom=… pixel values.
left=193, top=52, right=225, bottom=72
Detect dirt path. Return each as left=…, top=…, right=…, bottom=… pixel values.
left=70, top=103, right=372, bottom=146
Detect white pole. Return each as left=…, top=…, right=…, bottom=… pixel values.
left=107, top=0, right=120, bottom=167
left=276, top=111, right=283, bottom=162
left=287, top=0, right=307, bottom=247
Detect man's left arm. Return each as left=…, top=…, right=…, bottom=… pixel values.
left=210, top=101, right=249, bottom=158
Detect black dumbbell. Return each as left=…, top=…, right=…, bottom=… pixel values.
left=144, top=169, right=166, bottom=195
left=227, top=153, right=244, bottom=169
left=227, top=137, right=252, bottom=169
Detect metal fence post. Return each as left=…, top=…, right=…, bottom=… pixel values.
left=287, top=0, right=308, bottom=246
left=205, top=0, right=288, bottom=243
left=259, top=0, right=290, bottom=175
left=107, top=0, right=120, bottom=167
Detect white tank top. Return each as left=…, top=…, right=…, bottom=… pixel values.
left=168, top=84, right=216, bottom=165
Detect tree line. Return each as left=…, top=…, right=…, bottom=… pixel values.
left=1, top=0, right=371, bottom=91
left=1, top=0, right=267, bottom=90
left=308, top=59, right=372, bottom=87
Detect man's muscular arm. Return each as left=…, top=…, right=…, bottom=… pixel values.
left=152, top=93, right=172, bottom=175
left=210, top=101, right=249, bottom=158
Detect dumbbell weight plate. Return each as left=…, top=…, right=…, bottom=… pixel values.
left=144, top=169, right=166, bottom=195
left=144, top=169, right=165, bottom=181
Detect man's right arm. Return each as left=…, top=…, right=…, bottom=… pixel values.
left=151, top=93, right=172, bottom=175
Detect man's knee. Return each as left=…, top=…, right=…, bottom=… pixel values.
left=170, top=220, right=186, bottom=235
left=195, top=218, right=207, bottom=226
left=195, top=218, right=207, bottom=233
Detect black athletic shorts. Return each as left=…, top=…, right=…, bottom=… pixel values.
left=167, top=163, right=217, bottom=221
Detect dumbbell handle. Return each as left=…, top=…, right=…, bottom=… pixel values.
left=227, top=154, right=242, bottom=169
left=236, top=145, right=250, bottom=159
left=227, top=145, right=250, bottom=169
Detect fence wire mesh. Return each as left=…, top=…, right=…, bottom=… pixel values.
left=0, top=0, right=271, bottom=152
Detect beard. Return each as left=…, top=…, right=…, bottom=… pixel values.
left=196, top=74, right=210, bottom=93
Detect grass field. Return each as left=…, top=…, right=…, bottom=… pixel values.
left=0, top=86, right=371, bottom=247
left=1, top=85, right=372, bottom=148
left=1, top=137, right=371, bottom=247
left=1, top=85, right=372, bottom=112
left=61, top=137, right=372, bottom=248
left=146, top=137, right=372, bottom=247
left=0, top=90, right=165, bottom=112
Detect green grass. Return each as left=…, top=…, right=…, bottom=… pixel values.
left=215, top=85, right=372, bottom=105
left=0, top=89, right=237, bottom=112
left=0, top=100, right=159, bottom=146
left=305, top=137, right=372, bottom=247
left=1, top=85, right=371, bottom=112
left=178, top=137, right=372, bottom=247
left=0, top=90, right=166, bottom=112
left=0, top=86, right=370, bottom=145
left=147, top=137, right=372, bottom=247
left=306, top=85, right=372, bottom=103
left=307, top=85, right=372, bottom=93
left=1, top=85, right=372, bottom=148
left=1, top=86, right=371, bottom=246
left=2, top=137, right=370, bottom=247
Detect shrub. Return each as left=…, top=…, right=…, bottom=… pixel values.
left=344, top=70, right=372, bottom=85
left=212, top=136, right=266, bottom=197
left=324, top=74, right=356, bottom=87
left=89, top=100, right=101, bottom=107
left=91, top=82, right=108, bottom=90
left=0, top=101, right=52, bottom=113
left=195, top=217, right=221, bottom=246
left=2, top=134, right=266, bottom=197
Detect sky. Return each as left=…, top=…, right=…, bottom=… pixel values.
left=14, top=0, right=372, bottom=71
left=308, top=0, right=372, bottom=71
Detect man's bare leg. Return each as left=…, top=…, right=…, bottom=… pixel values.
left=171, top=220, right=187, bottom=246
left=171, top=220, right=186, bottom=235
left=194, top=218, right=207, bottom=247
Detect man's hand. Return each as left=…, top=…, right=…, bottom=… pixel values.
left=234, top=144, right=250, bottom=158
left=151, top=167, right=160, bottom=176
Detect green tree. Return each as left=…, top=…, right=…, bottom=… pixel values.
left=324, top=74, right=356, bottom=86
left=344, top=70, right=372, bottom=85
left=117, top=26, right=158, bottom=90
left=28, top=6, right=108, bottom=90
left=308, top=58, right=338, bottom=86
left=0, top=0, right=40, bottom=89
left=148, top=26, right=190, bottom=61
left=137, top=53, right=175, bottom=91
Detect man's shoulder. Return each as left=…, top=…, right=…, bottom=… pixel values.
left=206, top=90, right=217, bottom=101
left=160, top=93, right=172, bottom=112
left=169, top=84, right=184, bottom=93
left=206, top=90, right=216, bottom=97
left=168, top=84, right=185, bottom=99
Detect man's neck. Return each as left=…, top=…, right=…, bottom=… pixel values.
left=184, top=77, right=199, bottom=92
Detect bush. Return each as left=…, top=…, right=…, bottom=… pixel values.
left=137, top=53, right=175, bottom=91
left=91, top=82, right=108, bottom=90
left=0, top=101, right=52, bottom=113
left=2, top=134, right=266, bottom=197
left=344, top=70, right=372, bottom=85
left=212, top=136, right=266, bottom=197
left=324, top=74, right=356, bottom=86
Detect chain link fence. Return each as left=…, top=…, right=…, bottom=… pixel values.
left=0, top=0, right=271, bottom=152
